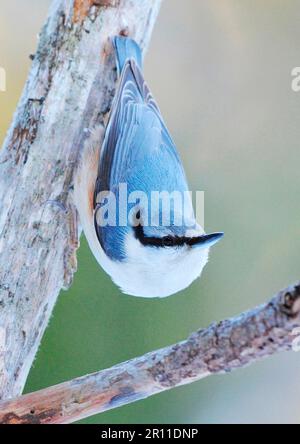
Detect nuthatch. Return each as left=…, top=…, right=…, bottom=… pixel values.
left=74, top=36, right=223, bottom=297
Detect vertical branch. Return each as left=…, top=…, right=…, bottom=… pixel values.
left=0, top=0, right=162, bottom=400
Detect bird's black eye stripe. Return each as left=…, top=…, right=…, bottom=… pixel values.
left=162, top=236, right=175, bottom=247
left=134, top=225, right=187, bottom=248
left=133, top=224, right=216, bottom=248
left=134, top=224, right=163, bottom=247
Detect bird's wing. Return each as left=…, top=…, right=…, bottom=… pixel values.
left=94, top=60, right=188, bottom=205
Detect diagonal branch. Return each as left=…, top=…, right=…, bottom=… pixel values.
left=0, top=282, right=299, bottom=424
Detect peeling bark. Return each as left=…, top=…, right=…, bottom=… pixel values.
left=0, top=0, right=162, bottom=400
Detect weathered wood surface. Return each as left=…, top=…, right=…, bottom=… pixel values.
left=0, top=0, right=162, bottom=400
left=0, top=282, right=299, bottom=424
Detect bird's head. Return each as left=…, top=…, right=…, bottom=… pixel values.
left=94, top=204, right=223, bottom=298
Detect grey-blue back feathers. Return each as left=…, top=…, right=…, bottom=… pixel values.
left=94, top=36, right=191, bottom=261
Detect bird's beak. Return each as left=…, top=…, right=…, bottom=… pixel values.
left=193, top=232, right=224, bottom=248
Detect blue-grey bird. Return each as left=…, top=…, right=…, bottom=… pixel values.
left=74, top=36, right=223, bottom=297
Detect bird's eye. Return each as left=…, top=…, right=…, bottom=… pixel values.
left=162, top=236, right=174, bottom=247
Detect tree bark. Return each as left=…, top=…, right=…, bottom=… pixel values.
left=0, top=281, right=299, bottom=424
left=0, top=0, right=162, bottom=401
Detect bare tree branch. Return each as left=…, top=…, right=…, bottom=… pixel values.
left=0, top=282, right=299, bottom=424
left=0, top=0, right=162, bottom=400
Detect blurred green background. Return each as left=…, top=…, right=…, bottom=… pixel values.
left=1, top=0, right=300, bottom=424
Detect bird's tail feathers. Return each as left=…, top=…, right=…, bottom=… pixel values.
left=112, top=36, right=142, bottom=74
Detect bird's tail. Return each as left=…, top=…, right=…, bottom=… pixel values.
left=112, top=36, right=143, bottom=75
